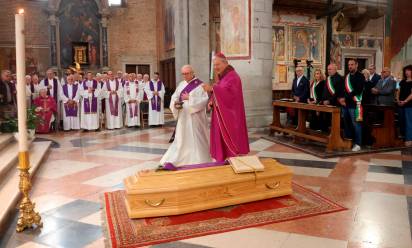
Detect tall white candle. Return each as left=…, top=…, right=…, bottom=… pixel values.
left=15, top=9, right=28, bottom=152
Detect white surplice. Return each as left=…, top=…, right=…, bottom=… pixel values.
left=160, top=79, right=212, bottom=167
left=124, top=81, right=143, bottom=127
left=103, top=80, right=123, bottom=129
left=144, top=80, right=165, bottom=126
left=80, top=80, right=101, bottom=130
left=60, top=84, right=80, bottom=130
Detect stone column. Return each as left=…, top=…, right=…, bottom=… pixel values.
left=230, top=0, right=274, bottom=129
left=101, top=13, right=110, bottom=71
left=174, top=0, right=210, bottom=82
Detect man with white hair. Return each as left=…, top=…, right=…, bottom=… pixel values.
left=124, top=74, right=142, bottom=127
left=80, top=71, right=101, bottom=131
left=60, top=75, right=80, bottom=130
left=160, top=65, right=211, bottom=168
left=103, top=71, right=123, bottom=129
left=33, top=87, right=57, bottom=134
left=40, top=68, right=61, bottom=103
left=144, top=72, right=165, bottom=126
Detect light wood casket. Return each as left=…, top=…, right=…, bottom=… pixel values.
left=124, top=158, right=293, bottom=218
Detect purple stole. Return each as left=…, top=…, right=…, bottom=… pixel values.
left=44, top=78, right=58, bottom=102
left=83, top=80, right=98, bottom=113
left=125, top=81, right=139, bottom=118
left=107, top=80, right=120, bottom=116
left=116, top=78, right=125, bottom=87
left=179, top=78, right=203, bottom=102
left=63, top=84, right=78, bottom=117
left=149, top=80, right=162, bottom=112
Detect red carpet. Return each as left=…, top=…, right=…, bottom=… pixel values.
left=102, top=183, right=346, bottom=248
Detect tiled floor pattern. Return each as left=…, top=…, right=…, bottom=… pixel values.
left=0, top=127, right=411, bottom=248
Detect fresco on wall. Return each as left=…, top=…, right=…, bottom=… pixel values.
left=58, top=0, right=100, bottom=69
left=273, top=26, right=286, bottom=61
left=290, top=26, right=322, bottom=62
left=220, top=0, right=250, bottom=59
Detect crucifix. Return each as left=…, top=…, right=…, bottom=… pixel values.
left=316, top=0, right=344, bottom=72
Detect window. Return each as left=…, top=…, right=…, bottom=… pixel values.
left=108, top=0, right=122, bottom=6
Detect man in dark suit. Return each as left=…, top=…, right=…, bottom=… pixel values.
left=0, top=70, right=12, bottom=106
left=372, top=67, right=396, bottom=106
left=368, top=64, right=381, bottom=86
left=292, top=66, right=310, bottom=103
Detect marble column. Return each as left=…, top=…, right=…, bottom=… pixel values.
left=174, top=0, right=210, bottom=82
left=229, top=0, right=274, bottom=129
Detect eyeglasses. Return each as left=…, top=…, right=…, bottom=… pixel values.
left=181, top=72, right=191, bottom=75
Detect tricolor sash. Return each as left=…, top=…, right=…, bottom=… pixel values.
left=345, top=74, right=363, bottom=122
left=63, top=84, right=78, bottom=117
left=149, top=80, right=162, bottom=112
left=179, top=78, right=203, bottom=102
left=310, top=80, right=320, bottom=102
left=326, top=76, right=336, bottom=95
left=83, top=80, right=98, bottom=113
left=107, top=80, right=120, bottom=116
left=125, top=81, right=139, bottom=118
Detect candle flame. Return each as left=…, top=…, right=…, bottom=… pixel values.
left=18, top=9, right=24, bottom=14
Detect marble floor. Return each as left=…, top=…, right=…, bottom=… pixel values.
left=0, top=125, right=412, bottom=248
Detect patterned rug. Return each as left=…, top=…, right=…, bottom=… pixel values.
left=102, top=183, right=346, bottom=248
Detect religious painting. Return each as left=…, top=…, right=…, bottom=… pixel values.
left=331, top=35, right=343, bottom=70
left=272, top=64, right=292, bottom=90
left=358, top=37, right=383, bottom=49
left=273, top=26, right=286, bottom=61
left=334, top=33, right=356, bottom=48
left=163, top=0, right=175, bottom=51
left=58, top=0, right=101, bottom=69
left=277, top=64, right=288, bottom=84
left=290, top=26, right=322, bottom=62
left=220, top=0, right=251, bottom=59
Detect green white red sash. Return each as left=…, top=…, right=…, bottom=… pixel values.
left=345, top=74, right=363, bottom=122
left=310, top=80, right=319, bottom=102
left=326, top=76, right=335, bottom=95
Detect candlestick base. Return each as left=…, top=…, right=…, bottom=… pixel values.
left=15, top=152, right=42, bottom=232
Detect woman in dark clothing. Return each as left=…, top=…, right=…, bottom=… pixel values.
left=308, top=69, right=326, bottom=131
left=398, top=64, right=412, bottom=146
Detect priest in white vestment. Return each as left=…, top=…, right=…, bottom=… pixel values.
left=160, top=65, right=212, bottom=167
left=80, top=72, right=101, bottom=130
left=60, top=75, right=80, bottom=130
left=124, top=75, right=143, bottom=127
left=144, top=72, right=165, bottom=126
left=103, top=71, right=123, bottom=129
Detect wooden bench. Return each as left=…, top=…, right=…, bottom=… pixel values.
left=270, top=100, right=352, bottom=151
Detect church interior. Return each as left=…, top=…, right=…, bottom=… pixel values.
left=0, top=0, right=412, bottom=247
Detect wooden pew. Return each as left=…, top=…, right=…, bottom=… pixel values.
left=363, top=104, right=403, bottom=148
left=270, top=100, right=352, bottom=151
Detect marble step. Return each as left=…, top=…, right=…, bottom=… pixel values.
left=0, top=141, right=51, bottom=231
left=0, top=133, right=14, bottom=152
left=0, top=139, right=33, bottom=183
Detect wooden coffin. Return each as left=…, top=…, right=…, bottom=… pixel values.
left=124, top=158, right=293, bottom=219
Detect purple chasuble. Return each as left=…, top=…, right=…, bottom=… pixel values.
left=149, top=80, right=163, bottom=112
left=63, top=84, right=78, bottom=117
left=83, top=80, right=98, bottom=113
left=179, top=78, right=203, bottom=102
left=107, top=80, right=120, bottom=116
left=44, top=78, right=58, bottom=103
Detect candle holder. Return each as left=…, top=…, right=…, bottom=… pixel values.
left=16, top=151, right=42, bottom=232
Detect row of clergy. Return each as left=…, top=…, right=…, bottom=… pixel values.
left=26, top=70, right=166, bottom=132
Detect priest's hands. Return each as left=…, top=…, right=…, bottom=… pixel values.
left=181, top=92, right=189, bottom=100
left=202, top=83, right=213, bottom=93
left=207, top=100, right=213, bottom=110
left=154, top=91, right=159, bottom=96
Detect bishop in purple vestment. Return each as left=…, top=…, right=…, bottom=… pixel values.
left=203, top=52, right=250, bottom=162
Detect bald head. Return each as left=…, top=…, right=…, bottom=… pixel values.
left=181, top=65, right=195, bottom=81
left=327, top=63, right=338, bottom=76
